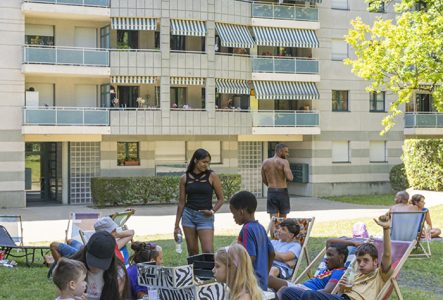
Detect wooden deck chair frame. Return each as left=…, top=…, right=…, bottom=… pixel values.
left=65, top=212, right=100, bottom=243
left=110, top=210, right=135, bottom=227
left=390, top=211, right=430, bottom=258
left=0, top=215, right=24, bottom=246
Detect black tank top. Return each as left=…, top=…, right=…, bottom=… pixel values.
left=185, top=170, right=214, bottom=211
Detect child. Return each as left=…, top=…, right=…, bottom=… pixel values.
left=213, top=244, right=262, bottom=300
left=127, top=242, right=163, bottom=300
left=290, top=218, right=393, bottom=300
left=229, top=191, right=275, bottom=291
left=269, top=219, right=302, bottom=279
left=52, top=257, right=87, bottom=300
left=410, top=194, right=441, bottom=238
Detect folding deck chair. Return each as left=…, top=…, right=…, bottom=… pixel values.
left=110, top=209, right=135, bottom=227
left=391, top=210, right=430, bottom=258
left=65, top=212, right=100, bottom=244
left=0, top=215, right=23, bottom=246
left=0, top=225, right=50, bottom=266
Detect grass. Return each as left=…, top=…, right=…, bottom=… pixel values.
left=325, top=194, right=394, bottom=206
left=1, top=204, right=443, bottom=299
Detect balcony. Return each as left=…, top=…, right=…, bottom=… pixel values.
left=24, top=0, right=109, bottom=7
left=110, top=49, right=161, bottom=76
left=404, top=112, right=443, bottom=136
left=22, top=0, right=110, bottom=20
left=252, top=56, right=320, bottom=82
left=251, top=2, right=320, bottom=30
left=23, top=45, right=110, bottom=77
left=251, top=110, right=320, bottom=135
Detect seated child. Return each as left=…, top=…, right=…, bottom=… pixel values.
left=411, top=194, right=441, bottom=238
left=127, top=241, right=163, bottom=300
left=269, top=219, right=302, bottom=279
left=285, top=218, right=394, bottom=300
left=229, top=191, right=275, bottom=291
left=213, top=244, right=263, bottom=300
left=270, top=243, right=349, bottom=294
left=52, top=257, right=87, bottom=300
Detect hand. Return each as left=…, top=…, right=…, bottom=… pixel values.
left=74, top=293, right=87, bottom=300
left=374, top=218, right=390, bottom=230
left=378, top=213, right=390, bottom=222
left=174, top=227, right=182, bottom=241
left=199, top=209, right=214, bottom=217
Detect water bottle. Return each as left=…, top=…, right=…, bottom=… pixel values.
left=175, top=232, right=183, bottom=254
left=343, top=264, right=356, bottom=292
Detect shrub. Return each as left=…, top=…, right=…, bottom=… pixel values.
left=91, top=174, right=241, bottom=207
left=389, top=163, right=409, bottom=192
left=402, top=139, right=443, bottom=192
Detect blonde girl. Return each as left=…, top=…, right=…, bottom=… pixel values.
left=213, top=244, right=262, bottom=300
left=410, top=194, right=441, bottom=238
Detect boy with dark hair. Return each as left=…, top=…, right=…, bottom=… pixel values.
left=289, top=218, right=393, bottom=300
left=53, top=257, right=87, bottom=300
left=269, top=219, right=302, bottom=279
left=230, top=190, right=275, bottom=291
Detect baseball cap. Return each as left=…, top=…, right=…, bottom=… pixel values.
left=86, top=231, right=116, bottom=270
left=94, top=216, right=118, bottom=234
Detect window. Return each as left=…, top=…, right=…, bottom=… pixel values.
left=332, top=141, right=350, bottom=163
left=170, top=87, right=187, bottom=108
left=117, top=30, right=138, bottom=49
left=155, top=31, right=160, bottom=49
left=331, top=0, right=348, bottom=10
left=369, top=141, right=387, bottom=162
left=331, top=39, right=348, bottom=61
left=25, top=24, right=54, bottom=46
left=369, top=91, right=385, bottom=112
left=171, top=35, right=186, bottom=51
left=332, top=90, right=349, bottom=111
left=117, top=142, right=140, bottom=166
left=369, top=0, right=385, bottom=13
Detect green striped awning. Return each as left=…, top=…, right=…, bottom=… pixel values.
left=215, top=23, right=254, bottom=48
left=111, top=18, right=157, bottom=31
left=171, top=19, right=206, bottom=36
left=253, top=81, right=319, bottom=100
left=252, top=27, right=319, bottom=48
left=171, top=77, right=205, bottom=85
left=111, top=76, right=156, bottom=85
left=216, top=79, right=250, bottom=95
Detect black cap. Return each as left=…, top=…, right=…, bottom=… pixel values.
left=86, top=231, right=116, bottom=270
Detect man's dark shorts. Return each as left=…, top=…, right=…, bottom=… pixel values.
left=267, top=188, right=290, bottom=214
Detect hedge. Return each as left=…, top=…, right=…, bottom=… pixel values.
left=402, top=139, right=443, bottom=191
left=389, top=163, right=409, bottom=192
left=91, top=174, right=241, bottom=207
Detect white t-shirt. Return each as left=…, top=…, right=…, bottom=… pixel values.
left=87, top=270, right=105, bottom=300
left=55, top=297, right=75, bottom=300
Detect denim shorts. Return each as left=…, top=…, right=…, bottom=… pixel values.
left=182, top=207, right=214, bottom=230
left=58, top=239, right=83, bottom=257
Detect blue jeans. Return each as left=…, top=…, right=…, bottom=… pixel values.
left=58, top=240, right=83, bottom=257
left=279, top=288, right=349, bottom=300
left=182, top=207, right=214, bottom=230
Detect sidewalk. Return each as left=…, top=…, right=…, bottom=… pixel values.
left=2, top=192, right=442, bottom=243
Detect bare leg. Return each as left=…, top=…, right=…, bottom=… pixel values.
left=270, top=213, right=279, bottom=239
left=270, top=266, right=281, bottom=277
left=197, top=229, right=214, bottom=253
left=268, top=274, right=289, bottom=291
left=49, top=242, right=61, bottom=262
left=183, top=226, right=200, bottom=256
left=431, top=228, right=441, bottom=238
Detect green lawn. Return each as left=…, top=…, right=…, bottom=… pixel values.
left=325, top=194, right=394, bottom=206
left=1, top=205, right=442, bottom=299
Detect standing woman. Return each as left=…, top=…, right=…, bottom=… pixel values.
left=174, top=148, right=224, bottom=255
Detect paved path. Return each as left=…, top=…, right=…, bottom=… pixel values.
left=2, top=191, right=442, bottom=243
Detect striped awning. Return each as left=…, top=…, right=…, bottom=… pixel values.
left=253, top=81, right=319, bottom=100
left=216, top=79, right=250, bottom=95
left=111, top=18, right=157, bottom=31
left=171, top=19, right=206, bottom=36
left=111, top=76, right=156, bottom=85
left=253, top=27, right=319, bottom=48
left=215, top=23, right=254, bottom=48
left=171, top=77, right=205, bottom=86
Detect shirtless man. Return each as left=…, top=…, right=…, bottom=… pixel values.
left=390, top=191, right=418, bottom=213
left=262, top=143, right=294, bottom=221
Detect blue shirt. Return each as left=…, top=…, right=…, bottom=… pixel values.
left=303, top=268, right=346, bottom=290
left=271, top=239, right=302, bottom=276
left=237, top=220, right=274, bottom=290
left=127, top=264, right=148, bottom=300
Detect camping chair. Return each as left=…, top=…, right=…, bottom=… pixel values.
left=110, top=209, right=135, bottom=227
left=65, top=212, right=100, bottom=244
left=268, top=217, right=316, bottom=281
left=0, top=225, right=50, bottom=266
left=390, top=211, right=430, bottom=258
left=0, top=215, right=23, bottom=246
left=79, top=229, right=95, bottom=244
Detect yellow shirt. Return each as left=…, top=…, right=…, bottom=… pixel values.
left=345, top=267, right=394, bottom=300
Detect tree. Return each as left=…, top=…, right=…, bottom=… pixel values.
left=345, top=0, right=443, bottom=134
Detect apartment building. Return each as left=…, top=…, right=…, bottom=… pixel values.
left=0, top=0, right=439, bottom=208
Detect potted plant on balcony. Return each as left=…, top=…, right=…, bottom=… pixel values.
left=124, top=159, right=140, bottom=166
left=136, top=97, right=146, bottom=108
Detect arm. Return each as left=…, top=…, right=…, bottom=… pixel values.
left=425, top=210, right=433, bottom=228
left=319, top=280, right=339, bottom=294
left=283, top=160, right=293, bottom=182
left=374, top=218, right=392, bottom=273
left=211, top=173, right=224, bottom=213
left=268, top=238, right=275, bottom=272
left=261, top=166, right=268, bottom=186
left=114, top=229, right=134, bottom=249
left=274, top=251, right=296, bottom=262
left=174, top=175, right=187, bottom=238
left=326, top=238, right=363, bottom=248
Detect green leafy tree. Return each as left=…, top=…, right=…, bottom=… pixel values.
left=345, top=0, right=443, bottom=134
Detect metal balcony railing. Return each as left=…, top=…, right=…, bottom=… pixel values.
left=23, top=0, right=109, bottom=7
left=252, top=1, right=319, bottom=22
left=252, top=110, right=319, bottom=127
left=23, top=45, right=110, bottom=67
left=404, top=112, right=443, bottom=128
left=252, top=56, right=319, bottom=74
left=23, top=107, right=110, bottom=126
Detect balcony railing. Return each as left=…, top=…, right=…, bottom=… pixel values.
left=404, top=112, right=443, bottom=128
left=23, top=107, right=110, bottom=126
left=23, top=0, right=109, bottom=7
left=252, top=2, right=319, bottom=22
left=23, top=45, right=110, bottom=67
left=252, top=56, right=319, bottom=74
left=252, top=110, right=319, bottom=127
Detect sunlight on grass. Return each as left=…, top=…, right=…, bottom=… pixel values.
left=325, top=194, right=393, bottom=206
